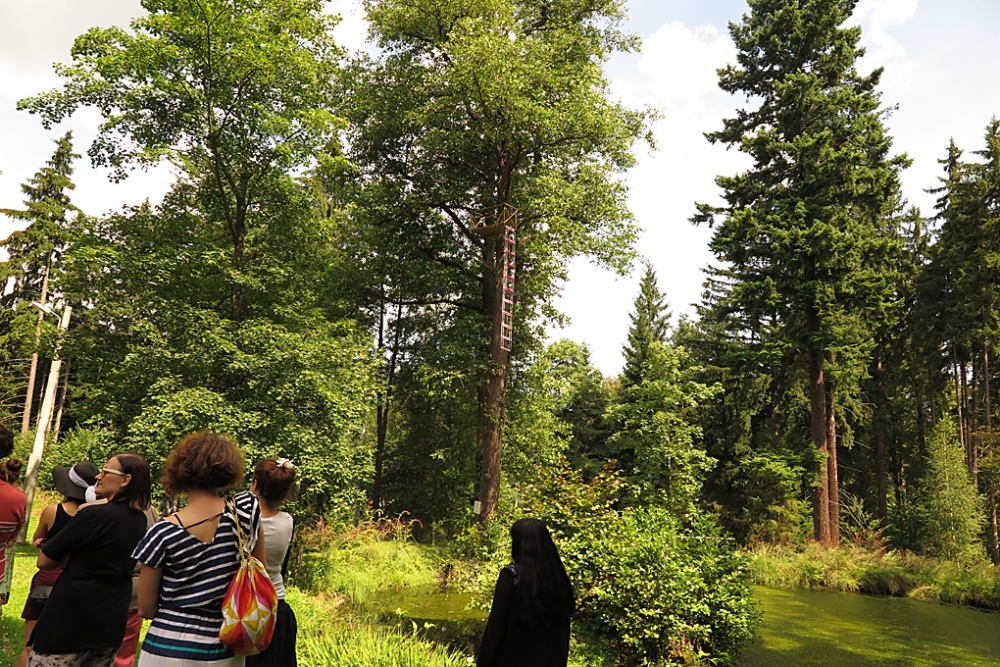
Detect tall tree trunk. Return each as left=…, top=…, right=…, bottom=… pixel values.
left=372, top=300, right=403, bottom=511
left=962, top=359, right=977, bottom=483
left=825, top=351, right=839, bottom=544
left=984, top=346, right=997, bottom=564
left=21, top=263, right=50, bottom=434
left=809, top=345, right=830, bottom=545
left=954, top=356, right=967, bottom=465
left=985, top=347, right=992, bottom=433
left=875, top=355, right=888, bottom=527
left=476, top=232, right=511, bottom=524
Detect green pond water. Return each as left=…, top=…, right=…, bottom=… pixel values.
left=741, top=586, right=1000, bottom=667
left=372, top=585, right=1000, bottom=665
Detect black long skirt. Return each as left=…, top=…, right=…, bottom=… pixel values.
left=246, top=599, right=297, bottom=667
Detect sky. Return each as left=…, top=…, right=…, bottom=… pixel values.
left=1, top=0, right=999, bottom=376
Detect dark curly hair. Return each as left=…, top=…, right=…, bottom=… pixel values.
left=161, top=431, right=245, bottom=496
left=252, top=458, right=296, bottom=507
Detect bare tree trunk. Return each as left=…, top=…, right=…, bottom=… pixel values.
left=825, top=351, right=839, bottom=544
left=954, top=356, right=967, bottom=467
left=962, top=359, right=976, bottom=483
left=21, top=264, right=50, bottom=434
left=49, top=360, right=70, bottom=443
left=809, top=345, right=830, bottom=545
left=875, top=353, right=887, bottom=527
left=372, top=300, right=403, bottom=511
left=985, top=347, right=992, bottom=433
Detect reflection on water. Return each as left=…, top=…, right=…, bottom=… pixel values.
left=369, top=583, right=1000, bottom=666
left=370, top=586, right=485, bottom=651
left=740, top=586, right=1000, bottom=667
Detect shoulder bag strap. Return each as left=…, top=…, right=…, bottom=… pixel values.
left=226, top=496, right=249, bottom=562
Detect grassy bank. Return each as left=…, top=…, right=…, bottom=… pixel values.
left=749, top=543, right=1000, bottom=610
left=0, top=506, right=472, bottom=667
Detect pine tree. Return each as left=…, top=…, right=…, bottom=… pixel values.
left=0, top=132, right=79, bottom=309
left=622, top=261, right=671, bottom=386
left=693, top=0, right=908, bottom=544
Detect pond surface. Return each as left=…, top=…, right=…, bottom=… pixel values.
left=740, top=586, right=1000, bottom=666
left=371, top=584, right=1000, bottom=665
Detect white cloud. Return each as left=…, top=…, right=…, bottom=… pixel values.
left=851, top=0, right=919, bottom=82
left=550, top=22, right=750, bottom=376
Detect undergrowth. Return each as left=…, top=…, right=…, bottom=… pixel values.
left=749, top=542, right=1000, bottom=610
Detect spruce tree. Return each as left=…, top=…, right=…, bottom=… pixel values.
left=0, top=132, right=79, bottom=309
left=919, top=419, right=985, bottom=562
left=622, top=261, right=671, bottom=386
left=693, top=0, right=908, bottom=544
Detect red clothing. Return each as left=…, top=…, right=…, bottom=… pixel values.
left=0, top=479, right=27, bottom=605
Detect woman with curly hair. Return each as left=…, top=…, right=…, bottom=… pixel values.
left=133, top=431, right=265, bottom=667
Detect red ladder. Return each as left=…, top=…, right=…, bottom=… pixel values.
left=500, top=225, right=516, bottom=352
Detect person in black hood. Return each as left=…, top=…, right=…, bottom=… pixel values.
left=478, top=518, right=575, bottom=667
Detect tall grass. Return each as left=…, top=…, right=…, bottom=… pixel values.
left=749, top=543, right=1000, bottom=609
left=296, top=521, right=444, bottom=605
left=299, top=622, right=467, bottom=667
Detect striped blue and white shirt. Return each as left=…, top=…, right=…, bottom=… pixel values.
left=134, top=491, right=260, bottom=662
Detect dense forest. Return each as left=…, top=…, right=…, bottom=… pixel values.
left=1, top=0, right=998, bottom=585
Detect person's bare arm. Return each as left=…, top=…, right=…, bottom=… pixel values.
left=138, top=565, right=164, bottom=619
left=251, top=525, right=266, bottom=567
left=31, top=504, right=56, bottom=547
left=36, top=550, right=61, bottom=570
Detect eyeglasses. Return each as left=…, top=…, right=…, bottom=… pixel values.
left=101, top=468, right=128, bottom=477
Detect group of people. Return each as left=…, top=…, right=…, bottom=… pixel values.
left=0, top=423, right=579, bottom=667
left=0, top=427, right=298, bottom=667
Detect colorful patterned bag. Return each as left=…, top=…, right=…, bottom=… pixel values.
left=219, top=497, right=278, bottom=656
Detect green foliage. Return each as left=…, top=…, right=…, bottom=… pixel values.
left=12, top=427, right=118, bottom=492
left=296, top=520, right=443, bottom=605
left=581, top=508, right=758, bottom=666
left=20, top=0, right=341, bottom=181
left=915, top=420, right=985, bottom=562
left=517, top=463, right=758, bottom=667
left=622, top=261, right=671, bottom=387
left=607, top=343, right=719, bottom=513
left=691, top=0, right=910, bottom=543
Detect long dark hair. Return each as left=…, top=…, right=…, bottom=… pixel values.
left=112, top=453, right=151, bottom=512
left=510, top=518, right=574, bottom=628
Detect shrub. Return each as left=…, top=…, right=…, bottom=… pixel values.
left=515, top=462, right=758, bottom=666
left=578, top=508, right=758, bottom=666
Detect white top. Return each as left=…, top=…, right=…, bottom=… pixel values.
left=261, top=511, right=293, bottom=599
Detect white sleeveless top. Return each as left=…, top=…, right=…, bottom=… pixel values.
left=261, top=511, right=293, bottom=599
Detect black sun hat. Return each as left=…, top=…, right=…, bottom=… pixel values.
left=51, top=461, right=99, bottom=501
